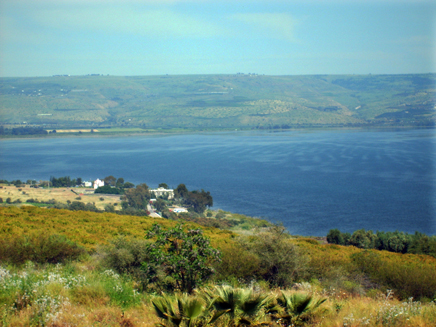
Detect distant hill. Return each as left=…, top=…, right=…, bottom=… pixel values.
left=1, top=74, right=435, bottom=129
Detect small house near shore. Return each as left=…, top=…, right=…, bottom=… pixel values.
left=93, top=179, right=104, bottom=189
left=150, top=187, right=174, bottom=199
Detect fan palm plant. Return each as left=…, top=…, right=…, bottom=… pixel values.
left=203, top=285, right=271, bottom=326
left=152, top=293, right=206, bottom=327
left=269, top=291, right=326, bottom=326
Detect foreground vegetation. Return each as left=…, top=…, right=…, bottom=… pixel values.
left=2, top=262, right=434, bottom=327
left=1, top=206, right=435, bottom=326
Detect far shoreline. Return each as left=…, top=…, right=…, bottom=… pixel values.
left=1, top=125, right=434, bottom=141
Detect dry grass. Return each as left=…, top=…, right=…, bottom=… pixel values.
left=315, top=296, right=436, bottom=327
left=3, top=303, right=158, bottom=327
left=0, top=184, right=122, bottom=210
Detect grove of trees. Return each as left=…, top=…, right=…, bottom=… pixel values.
left=0, top=126, right=48, bottom=135
left=327, top=228, right=436, bottom=257
left=50, top=176, right=81, bottom=187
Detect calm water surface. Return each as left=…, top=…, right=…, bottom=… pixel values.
left=1, top=129, right=435, bottom=236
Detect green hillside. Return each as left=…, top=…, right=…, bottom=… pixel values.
left=1, top=74, right=435, bottom=129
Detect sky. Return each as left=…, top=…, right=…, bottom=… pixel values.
left=0, top=0, right=435, bottom=77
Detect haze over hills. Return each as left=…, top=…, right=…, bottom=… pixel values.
left=1, top=73, right=435, bottom=130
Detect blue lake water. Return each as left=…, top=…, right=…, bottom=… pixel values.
left=1, top=128, right=435, bottom=236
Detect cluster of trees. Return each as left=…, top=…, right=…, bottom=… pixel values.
left=47, top=175, right=135, bottom=190
left=174, top=184, right=213, bottom=213
left=94, top=185, right=123, bottom=194
left=94, top=176, right=134, bottom=194
left=101, top=175, right=134, bottom=189
left=50, top=176, right=82, bottom=187
left=0, top=126, right=48, bottom=135
left=120, top=182, right=213, bottom=217
left=0, top=179, right=39, bottom=187
left=0, top=197, right=22, bottom=204
left=327, top=228, right=436, bottom=257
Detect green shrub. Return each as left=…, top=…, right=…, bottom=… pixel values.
left=351, top=251, right=436, bottom=300
left=69, top=201, right=85, bottom=211
left=327, top=229, right=345, bottom=245
left=215, top=242, right=261, bottom=281
left=237, top=225, right=308, bottom=287
left=98, top=236, right=149, bottom=274
left=215, top=211, right=226, bottom=219
left=97, top=236, right=150, bottom=290
left=53, top=203, right=69, bottom=209
left=104, top=204, right=115, bottom=212
left=0, top=233, right=86, bottom=265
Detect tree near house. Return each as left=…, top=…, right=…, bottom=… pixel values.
left=116, top=177, right=124, bottom=188
left=104, top=175, right=117, bottom=187
left=185, top=190, right=213, bottom=213
left=123, top=182, right=135, bottom=189
left=153, top=198, right=167, bottom=212
left=158, top=182, right=169, bottom=189
left=174, top=184, right=188, bottom=199
left=123, top=183, right=150, bottom=209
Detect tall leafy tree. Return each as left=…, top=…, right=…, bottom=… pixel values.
left=185, top=190, right=213, bottom=213
left=104, top=175, right=117, bottom=187
left=175, top=184, right=189, bottom=199
left=124, top=183, right=150, bottom=209
left=143, top=224, right=221, bottom=293
left=116, top=177, right=124, bottom=188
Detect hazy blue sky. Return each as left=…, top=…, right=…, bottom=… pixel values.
left=1, top=0, right=435, bottom=77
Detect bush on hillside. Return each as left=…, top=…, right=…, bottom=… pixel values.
left=237, top=225, right=308, bottom=287
left=97, top=236, right=150, bottom=276
left=351, top=250, right=436, bottom=300
left=0, top=233, right=86, bottom=264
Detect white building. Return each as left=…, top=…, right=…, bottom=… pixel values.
left=93, top=178, right=104, bottom=189
left=150, top=187, right=174, bottom=199
left=172, top=207, right=188, bottom=213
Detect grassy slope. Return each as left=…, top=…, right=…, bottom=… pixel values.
left=1, top=74, right=434, bottom=128
left=1, top=206, right=435, bottom=289
left=0, top=206, right=233, bottom=250
left=1, top=206, right=436, bottom=326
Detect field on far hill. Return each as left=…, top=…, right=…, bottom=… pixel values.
left=1, top=74, right=434, bottom=130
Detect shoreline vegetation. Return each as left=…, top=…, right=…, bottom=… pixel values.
left=0, top=179, right=435, bottom=326
left=1, top=125, right=435, bottom=141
